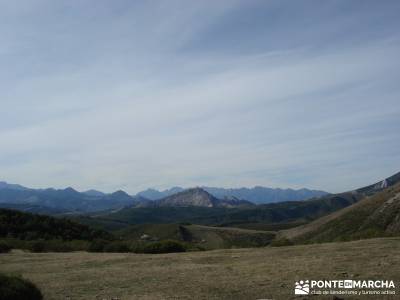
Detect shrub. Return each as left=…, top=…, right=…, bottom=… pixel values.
left=0, top=242, right=11, bottom=253
left=88, top=240, right=108, bottom=252
left=0, top=238, right=90, bottom=253
left=46, top=241, right=73, bottom=252
left=270, top=237, right=294, bottom=247
left=136, top=240, right=186, bottom=254
left=103, top=241, right=130, bottom=253
left=64, top=240, right=90, bottom=252
left=186, top=245, right=206, bottom=252
left=29, top=241, right=45, bottom=253
left=0, top=273, right=43, bottom=300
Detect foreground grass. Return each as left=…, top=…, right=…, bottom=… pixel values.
left=1, top=238, right=399, bottom=300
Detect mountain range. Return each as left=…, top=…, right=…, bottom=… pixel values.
left=0, top=183, right=146, bottom=213
left=0, top=181, right=328, bottom=213
left=80, top=171, right=400, bottom=231
left=1, top=171, right=400, bottom=250
left=137, top=186, right=328, bottom=203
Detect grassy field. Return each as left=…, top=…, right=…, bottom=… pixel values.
left=1, top=238, right=399, bottom=300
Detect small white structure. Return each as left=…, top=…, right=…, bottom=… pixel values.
left=381, top=179, right=388, bottom=189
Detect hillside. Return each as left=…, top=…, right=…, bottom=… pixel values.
left=280, top=182, right=400, bottom=243
left=116, top=223, right=275, bottom=250
left=88, top=190, right=362, bottom=231
left=0, top=208, right=112, bottom=241
left=89, top=172, right=400, bottom=231
left=78, top=207, right=231, bottom=230
left=183, top=224, right=275, bottom=249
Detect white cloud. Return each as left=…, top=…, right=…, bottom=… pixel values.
left=0, top=1, right=399, bottom=193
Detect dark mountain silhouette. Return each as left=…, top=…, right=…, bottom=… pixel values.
left=0, top=185, right=146, bottom=213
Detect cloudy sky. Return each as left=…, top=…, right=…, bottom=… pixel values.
left=1, top=0, right=399, bottom=194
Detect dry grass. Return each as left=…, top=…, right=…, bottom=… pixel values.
left=1, top=238, right=400, bottom=300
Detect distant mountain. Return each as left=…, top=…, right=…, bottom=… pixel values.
left=137, top=187, right=184, bottom=200
left=92, top=191, right=361, bottom=228
left=0, top=181, right=29, bottom=191
left=0, top=185, right=146, bottom=213
left=154, top=188, right=254, bottom=208
left=202, top=186, right=328, bottom=204
left=156, top=188, right=217, bottom=208
left=2, top=172, right=396, bottom=217
left=83, top=189, right=106, bottom=197
left=90, top=172, right=400, bottom=228
left=136, top=186, right=328, bottom=203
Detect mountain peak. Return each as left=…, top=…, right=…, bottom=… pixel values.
left=152, top=187, right=253, bottom=208
left=83, top=189, right=105, bottom=197
left=64, top=187, right=78, bottom=193
left=186, top=186, right=209, bottom=193
left=111, top=190, right=131, bottom=197
left=157, top=187, right=217, bottom=208
left=137, top=186, right=329, bottom=203
left=136, top=187, right=185, bottom=200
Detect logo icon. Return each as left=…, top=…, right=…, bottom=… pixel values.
left=344, top=280, right=353, bottom=288
left=295, top=280, right=310, bottom=295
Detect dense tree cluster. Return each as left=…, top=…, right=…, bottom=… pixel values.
left=0, top=209, right=112, bottom=241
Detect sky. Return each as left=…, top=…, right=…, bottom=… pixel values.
left=0, top=0, right=399, bottom=194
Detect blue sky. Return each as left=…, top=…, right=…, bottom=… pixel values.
left=0, top=0, right=399, bottom=193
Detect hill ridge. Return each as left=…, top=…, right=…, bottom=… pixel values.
left=280, top=182, right=400, bottom=243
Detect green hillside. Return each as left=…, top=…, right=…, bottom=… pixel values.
left=89, top=191, right=362, bottom=230
left=280, top=183, right=400, bottom=243
left=0, top=208, right=112, bottom=241
left=116, top=223, right=275, bottom=250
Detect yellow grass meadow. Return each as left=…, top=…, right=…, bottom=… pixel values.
left=1, top=238, right=399, bottom=300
